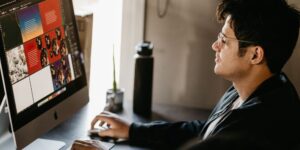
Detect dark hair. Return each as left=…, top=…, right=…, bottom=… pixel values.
left=217, top=0, right=300, bottom=73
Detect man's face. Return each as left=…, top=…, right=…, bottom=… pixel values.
left=212, top=16, right=251, bottom=81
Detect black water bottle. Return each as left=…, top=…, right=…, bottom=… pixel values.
left=133, top=41, right=154, bottom=117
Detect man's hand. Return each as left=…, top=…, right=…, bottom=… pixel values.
left=71, top=140, right=105, bottom=150
left=91, top=111, right=130, bottom=139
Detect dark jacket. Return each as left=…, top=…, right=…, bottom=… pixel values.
left=128, top=73, right=300, bottom=149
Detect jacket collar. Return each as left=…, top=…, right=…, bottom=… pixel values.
left=236, top=72, right=287, bottom=109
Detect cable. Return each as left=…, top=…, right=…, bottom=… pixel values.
left=157, top=0, right=170, bottom=18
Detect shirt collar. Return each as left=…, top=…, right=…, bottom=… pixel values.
left=233, top=72, right=288, bottom=109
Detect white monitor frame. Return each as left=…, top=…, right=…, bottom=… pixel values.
left=0, top=0, right=89, bottom=149
left=0, top=97, right=5, bottom=113
left=0, top=58, right=16, bottom=149
left=0, top=59, right=7, bottom=113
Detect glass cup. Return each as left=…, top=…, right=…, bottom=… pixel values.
left=105, top=89, right=124, bottom=112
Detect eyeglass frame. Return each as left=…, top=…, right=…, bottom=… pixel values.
left=217, top=32, right=257, bottom=47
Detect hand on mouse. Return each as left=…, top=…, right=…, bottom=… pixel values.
left=91, top=111, right=131, bottom=139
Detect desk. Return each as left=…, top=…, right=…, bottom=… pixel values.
left=42, top=98, right=210, bottom=150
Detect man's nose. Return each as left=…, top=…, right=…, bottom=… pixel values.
left=212, top=40, right=220, bottom=52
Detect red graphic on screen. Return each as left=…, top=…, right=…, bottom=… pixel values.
left=24, top=39, right=43, bottom=75
left=45, top=26, right=67, bottom=64
left=39, top=0, right=63, bottom=33
left=23, top=26, right=67, bottom=75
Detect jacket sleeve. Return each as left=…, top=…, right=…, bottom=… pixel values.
left=128, top=120, right=206, bottom=148
left=184, top=130, right=276, bottom=150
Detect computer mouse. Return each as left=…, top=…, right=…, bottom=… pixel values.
left=88, top=127, right=108, bottom=135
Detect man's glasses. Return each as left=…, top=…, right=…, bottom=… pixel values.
left=217, top=32, right=257, bottom=48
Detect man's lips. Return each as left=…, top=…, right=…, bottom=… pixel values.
left=215, top=54, right=221, bottom=63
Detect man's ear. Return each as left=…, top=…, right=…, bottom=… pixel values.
left=250, top=46, right=264, bottom=65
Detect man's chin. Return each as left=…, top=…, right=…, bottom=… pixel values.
left=214, top=67, right=226, bottom=78
left=214, top=66, right=221, bottom=75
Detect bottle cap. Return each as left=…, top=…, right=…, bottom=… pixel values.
left=135, top=41, right=153, bottom=56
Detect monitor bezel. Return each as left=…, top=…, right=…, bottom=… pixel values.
left=0, top=0, right=89, bottom=148
left=0, top=55, right=7, bottom=113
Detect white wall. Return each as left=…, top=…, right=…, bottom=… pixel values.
left=119, top=0, right=146, bottom=102
left=144, top=0, right=229, bottom=109
left=73, top=0, right=123, bottom=107
left=284, top=0, right=300, bottom=94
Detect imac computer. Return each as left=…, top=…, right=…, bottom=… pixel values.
left=0, top=60, right=5, bottom=112
left=0, top=0, right=89, bottom=149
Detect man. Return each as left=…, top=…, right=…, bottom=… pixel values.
left=78, top=0, right=300, bottom=149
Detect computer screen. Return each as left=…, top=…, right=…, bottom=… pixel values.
left=0, top=0, right=88, bottom=149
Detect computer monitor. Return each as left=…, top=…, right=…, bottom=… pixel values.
left=0, top=60, right=6, bottom=112
left=0, top=0, right=89, bottom=149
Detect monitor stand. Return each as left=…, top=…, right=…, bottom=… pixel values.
left=0, top=60, right=7, bottom=113
left=0, top=101, right=15, bottom=150
left=23, top=138, right=65, bottom=150
left=0, top=97, right=5, bottom=113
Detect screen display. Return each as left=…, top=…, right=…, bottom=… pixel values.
left=0, top=0, right=86, bottom=130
